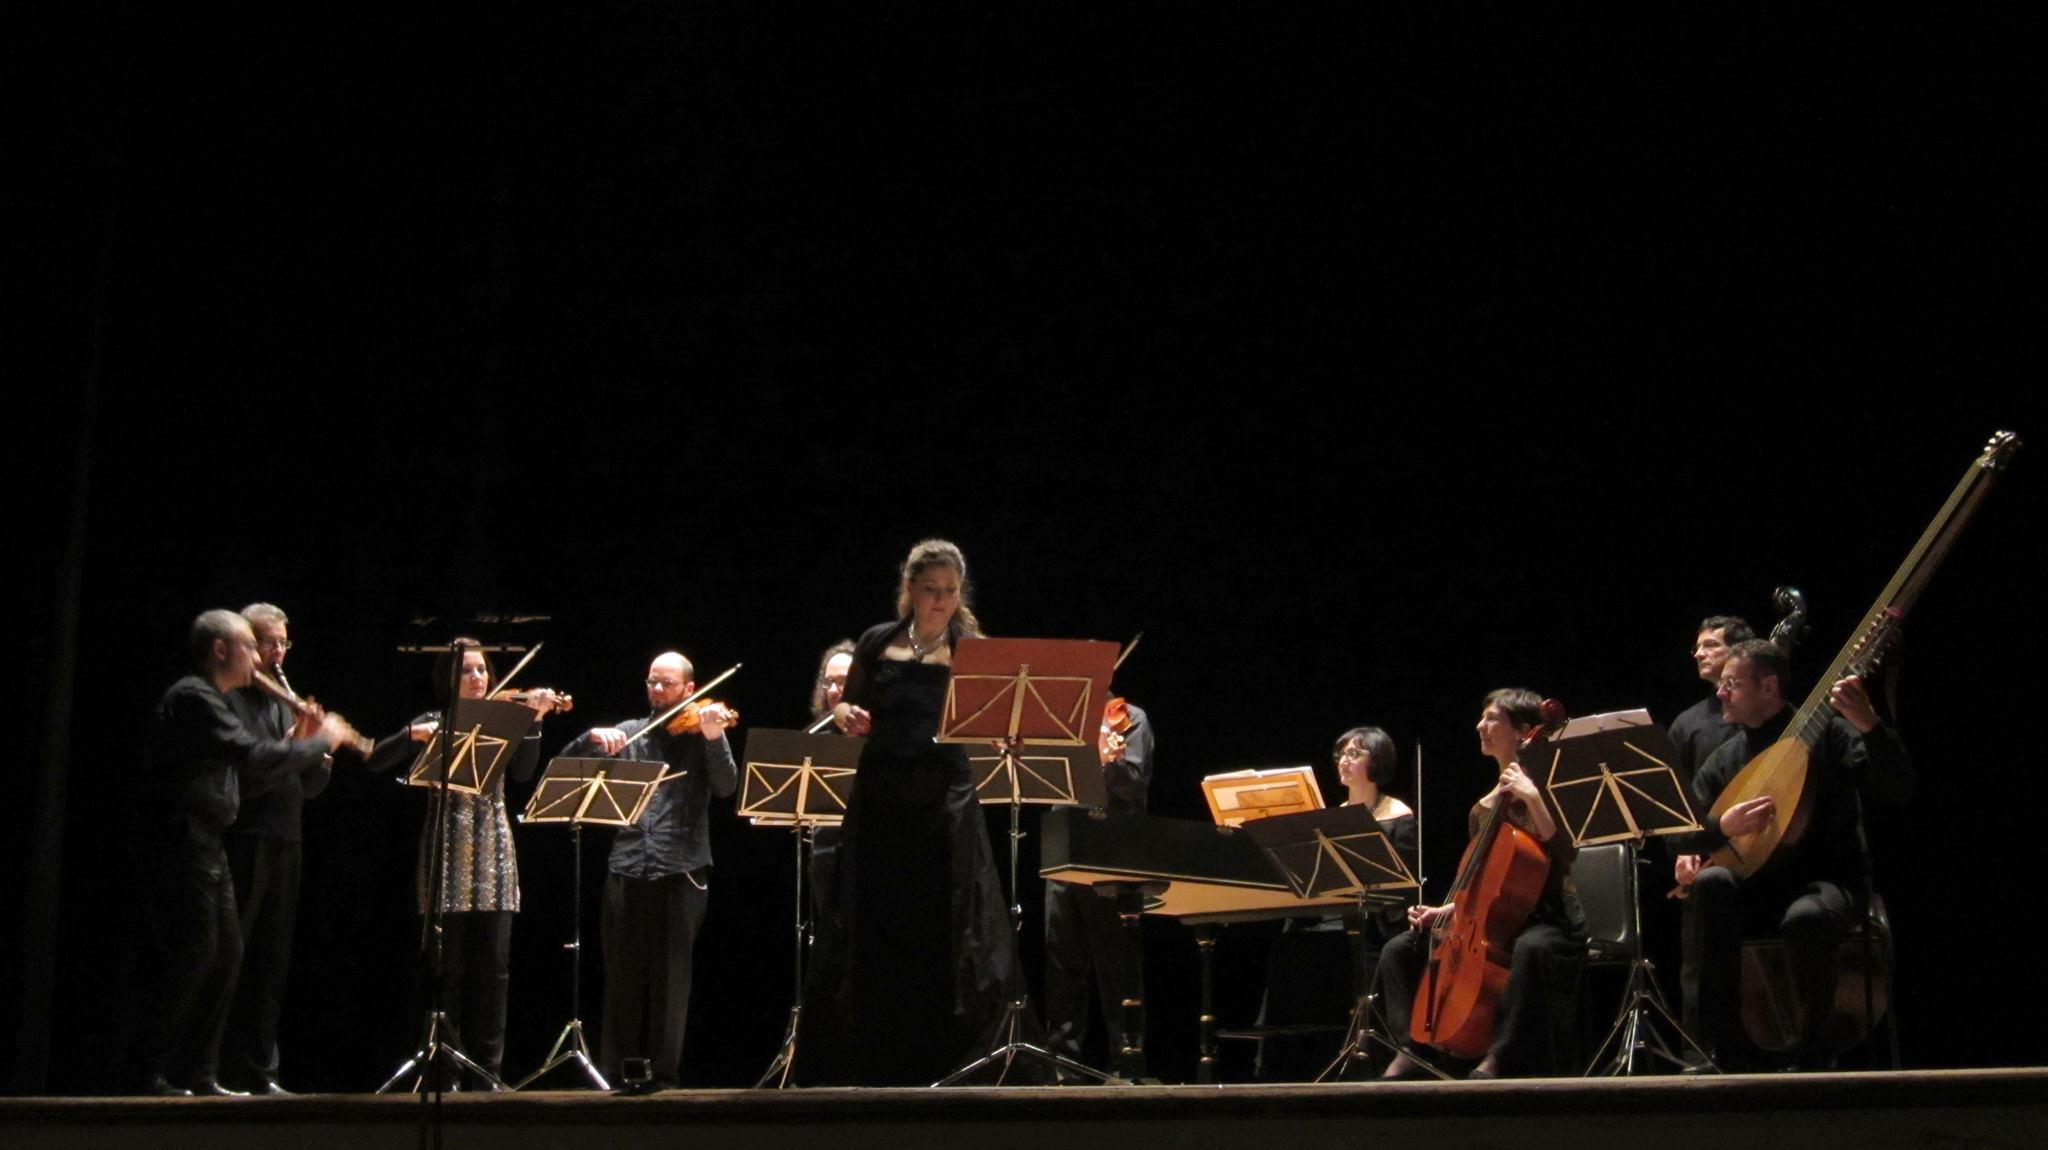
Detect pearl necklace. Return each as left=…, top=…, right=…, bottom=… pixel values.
left=906, top=620, right=945, bottom=659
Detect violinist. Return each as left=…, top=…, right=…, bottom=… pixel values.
left=364, top=637, right=564, bottom=1088
left=1377, top=689, right=1584, bottom=1079
left=1043, top=694, right=1154, bottom=1071
left=1671, top=640, right=1912, bottom=1070
left=805, top=640, right=857, bottom=935
left=560, top=651, right=737, bottom=1089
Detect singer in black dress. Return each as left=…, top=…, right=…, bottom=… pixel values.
left=804, top=539, right=1032, bottom=1085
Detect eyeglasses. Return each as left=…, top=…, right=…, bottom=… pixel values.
left=1337, top=745, right=1370, bottom=762
left=1717, top=675, right=1752, bottom=691
left=258, top=638, right=293, bottom=651
left=646, top=679, right=683, bottom=689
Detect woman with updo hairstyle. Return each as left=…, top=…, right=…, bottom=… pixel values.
left=802, top=539, right=1036, bottom=1085
left=1373, top=688, right=1584, bottom=1080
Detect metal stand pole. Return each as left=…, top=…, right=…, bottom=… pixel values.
left=936, top=761, right=1118, bottom=1086
left=514, top=823, right=609, bottom=1090
left=756, top=824, right=810, bottom=1088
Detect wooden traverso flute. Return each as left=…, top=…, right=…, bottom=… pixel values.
left=250, top=667, right=374, bottom=756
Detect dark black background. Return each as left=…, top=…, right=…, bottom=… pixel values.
left=10, top=5, right=2043, bottom=1090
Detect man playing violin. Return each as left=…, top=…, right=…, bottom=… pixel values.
left=1043, top=695, right=1154, bottom=1075
left=1672, top=639, right=1913, bottom=1070
left=128, top=609, right=358, bottom=1096
left=562, top=651, right=737, bottom=1088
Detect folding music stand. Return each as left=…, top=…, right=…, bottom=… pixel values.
left=403, top=698, right=535, bottom=796
left=1529, top=708, right=1711, bottom=1076
left=736, top=729, right=863, bottom=1089
left=1240, top=807, right=1422, bottom=1081
left=510, top=755, right=671, bottom=1091
left=936, top=637, right=1116, bottom=1086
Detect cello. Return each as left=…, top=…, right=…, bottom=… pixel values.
left=1409, top=699, right=1563, bottom=1059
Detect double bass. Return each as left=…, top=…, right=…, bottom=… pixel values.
left=1409, top=700, right=1563, bottom=1058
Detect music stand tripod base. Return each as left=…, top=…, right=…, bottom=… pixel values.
left=378, top=1010, right=511, bottom=1094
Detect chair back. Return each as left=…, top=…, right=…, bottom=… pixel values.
left=1570, top=842, right=1637, bottom=961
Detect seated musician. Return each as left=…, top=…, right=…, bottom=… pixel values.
left=1253, top=726, right=1416, bottom=1080
left=1672, top=639, right=1912, bottom=1071
left=1377, top=689, right=1584, bottom=1079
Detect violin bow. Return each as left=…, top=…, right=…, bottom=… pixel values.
left=485, top=641, right=544, bottom=699
left=1113, top=632, right=1143, bottom=672
left=626, top=663, right=744, bottom=752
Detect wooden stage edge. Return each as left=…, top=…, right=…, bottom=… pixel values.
left=6, top=1068, right=2044, bottom=1150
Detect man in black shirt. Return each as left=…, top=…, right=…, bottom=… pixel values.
left=1666, top=615, right=1754, bottom=792
left=210, top=603, right=335, bottom=1094
left=563, top=651, right=738, bottom=1087
left=130, top=609, right=353, bottom=1095
left=1672, top=640, right=1912, bottom=1070
left=1662, top=615, right=1752, bottom=1024
left=1043, top=699, right=1153, bottom=1076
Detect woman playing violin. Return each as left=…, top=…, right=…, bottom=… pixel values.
left=1377, top=689, right=1584, bottom=1079
left=365, top=637, right=564, bottom=1086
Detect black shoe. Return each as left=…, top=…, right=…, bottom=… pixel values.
left=189, top=1079, right=250, bottom=1097
left=252, top=1078, right=292, bottom=1095
left=1465, top=1067, right=1498, bottom=1081
left=139, top=1073, right=193, bottom=1097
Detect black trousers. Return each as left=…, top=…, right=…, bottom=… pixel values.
left=1376, top=920, right=1583, bottom=1076
left=130, top=819, right=242, bottom=1087
left=601, top=869, right=709, bottom=1085
left=1042, top=880, right=1145, bottom=1066
left=1682, top=865, right=1854, bottom=1067
left=216, top=833, right=302, bottom=1087
left=437, top=910, right=513, bottom=1079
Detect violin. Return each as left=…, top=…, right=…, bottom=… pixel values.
left=664, top=698, right=739, bottom=736
left=500, top=688, right=574, bottom=714
left=1099, top=695, right=1134, bottom=762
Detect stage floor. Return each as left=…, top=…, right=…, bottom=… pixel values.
left=5, top=1068, right=2045, bottom=1150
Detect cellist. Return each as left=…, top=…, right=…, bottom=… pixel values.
left=1378, top=689, right=1586, bottom=1079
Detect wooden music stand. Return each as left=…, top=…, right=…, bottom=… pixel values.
left=737, top=729, right=864, bottom=1088
left=511, top=755, right=672, bottom=1091
left=1531, top=708, right=1710, bottom=1076
left=936, top=637, right=1116, bottom=1086
left=1200, top=765, right=1324, bottom=827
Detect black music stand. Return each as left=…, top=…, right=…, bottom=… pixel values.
left=1241, top=807, right=1423, bottom=1081
left=737, top=729, right=863, bottom=1089
left=380, top=691, right=537, bottom=1094
left=402, top=698, right=535, bottom=796
left=511, top=755, right=671, bottom=1091
left=936, top=637, right=1116, bottom=1086
left=1529, top=708, right=1710, bottom=1076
